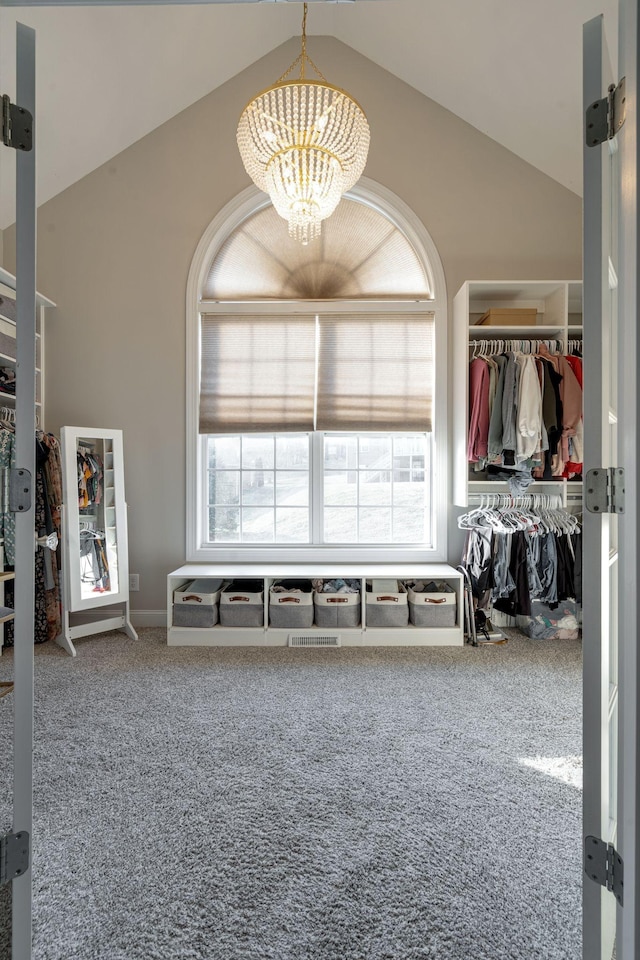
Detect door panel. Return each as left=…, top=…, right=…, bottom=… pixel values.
left=583, top=13, right=618, bottom=960
left=7, top=20, right=37, bottom=960
left=615, top=0, right=639, bottom=955
left=583, top=2, right=638, bottom=957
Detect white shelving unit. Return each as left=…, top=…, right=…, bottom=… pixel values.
left=167, top=563, right=464, bottom=647
left=452, top=280, right=583, bottom=507
left=0, top=267, right=48, bottom=427
left=0, top=267, right=55, bottom=657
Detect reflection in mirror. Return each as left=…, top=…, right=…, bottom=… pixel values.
left=77, top=437, right=119, bottom=598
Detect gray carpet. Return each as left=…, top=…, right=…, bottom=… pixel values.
left=0, top=628, right=582, bottom=960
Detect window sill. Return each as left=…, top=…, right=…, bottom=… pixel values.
left=189, top=545, right=443, bottom=564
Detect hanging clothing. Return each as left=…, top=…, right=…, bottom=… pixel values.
left=458, top=500, right=581, bottom=629
left=468, top=358, right=491, bottom=462
left=0, top=427, right=15, bottom=565
left=467, top=342, right=583, bottom=486
left=80, top=530, right=111, bottom=592
left=4, top=432, right=63, bottom=647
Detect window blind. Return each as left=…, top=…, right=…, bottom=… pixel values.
left=316, top=312, right=434, bottom=431
left=199, top=314, right=317, bottom=434
left=200, top=311, right=434, bottom=434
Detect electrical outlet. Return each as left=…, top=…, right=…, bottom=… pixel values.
left=129, top=574, right=140, bottom=592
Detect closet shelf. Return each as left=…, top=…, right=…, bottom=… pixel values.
left=468, top=324, right=565, bottom=337
left=0, top=681, right=14, bottom=699
left=468, top=479, right=571, bottom=487
left=0, top=606, right=15, bottom=624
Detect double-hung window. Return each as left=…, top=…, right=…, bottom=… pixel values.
left=197, top=303, right=437, bottom=554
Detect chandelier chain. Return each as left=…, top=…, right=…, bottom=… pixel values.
left=276, top=3, right=328, bottom=85
left=301, top=2, right=307, bottom=78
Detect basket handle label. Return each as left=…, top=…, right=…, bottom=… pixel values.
left=182, top=595, right=202, bottom=603
left=377, top=595, right=398, bottom=602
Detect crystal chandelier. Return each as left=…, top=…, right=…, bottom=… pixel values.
left=237, top=3, right=370, bottom=245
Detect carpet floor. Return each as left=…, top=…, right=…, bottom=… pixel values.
left=0, top=628, right=582, bottom=960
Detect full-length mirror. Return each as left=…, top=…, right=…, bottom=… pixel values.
left=59, top=426, right=136, bottom=655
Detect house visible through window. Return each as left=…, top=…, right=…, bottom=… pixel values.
left=206, top=432, right=431, bottom=545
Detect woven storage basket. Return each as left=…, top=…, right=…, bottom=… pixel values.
left=365, top=580, right=409, bottom=627
left=314, top=587, right=360, bottom=628
left=173, top=578, right=224, bottom=627
left=269, top=579, right=314, bottom=628
left=219, top=579, right=264, bottom=627
left=407, top=582, right=456, bottom=627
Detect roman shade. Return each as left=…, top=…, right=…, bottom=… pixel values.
left=200, top=311, right=435, bottom=434
left=316, top=312, right=434, bottom=431
left=199, top=314, right=317, bottom=433
left=203, top=198, right=432, bottom=300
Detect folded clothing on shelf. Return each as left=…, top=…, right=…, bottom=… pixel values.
left=407, top=580, right=455, bottom=594
left=312, top=578, right=360, bottom=594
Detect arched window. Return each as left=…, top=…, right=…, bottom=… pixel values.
left=186, top=179, right=447, bottom=562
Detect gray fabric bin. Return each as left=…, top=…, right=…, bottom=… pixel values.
left=365, top=580, right=409, bottom=627
left=408, top=592, right=456, bottom=627
left=314, top=590, right=360, bottom=628
left=407, top=580, right=457, bottom=627
left=269, top=579, right=314, bottom=628
left=173, top=602, right=218, bottom=628
left=219, top=580, right=264, bottom=627
left=173, top=578, right=223, bottom=628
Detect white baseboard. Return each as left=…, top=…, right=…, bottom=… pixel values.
left=130, top=610, right=166, bottom=628
left=66, top=608, right=167, bottom=629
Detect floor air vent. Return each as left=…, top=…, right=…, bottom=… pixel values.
left=288, top=633, right=341, bottom=648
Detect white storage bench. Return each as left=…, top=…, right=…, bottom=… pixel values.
left=166, top=564, right=464, bottom=647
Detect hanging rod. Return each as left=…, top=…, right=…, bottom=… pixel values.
left=466, top=492, right=564, bottom=509
left=468, top=338, right=564, bottom=357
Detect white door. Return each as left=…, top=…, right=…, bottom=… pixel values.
left=583, top=3, right=638, bottom=959
left=0, top=20, right=38, bottom=960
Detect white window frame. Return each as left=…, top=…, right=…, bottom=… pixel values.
left=203, top=430, right=433, bottom=549
left=186, top=180, right=448, bottom=563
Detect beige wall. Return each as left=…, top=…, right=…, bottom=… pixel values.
left=4, top=38, right=582, bottom=614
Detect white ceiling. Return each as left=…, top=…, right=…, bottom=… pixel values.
left=0, top=0, right=619, bottom=230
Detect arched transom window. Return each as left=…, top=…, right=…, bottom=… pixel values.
left=187, top=183, right=447, bottom=562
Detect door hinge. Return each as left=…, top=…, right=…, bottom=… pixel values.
left=1, top=94, right=33, bottom=152
left=585, top=467, right=625, bottom=514
left=586, top=77, right=626, bottom=146
left=9, top=467, right=32, bottom=514
left=585, top=836, right=624, bottom=905
left=0, top=831, right=30, bottom=886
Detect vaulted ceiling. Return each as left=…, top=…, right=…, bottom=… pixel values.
left=0, top=0, right=618, bottom=229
